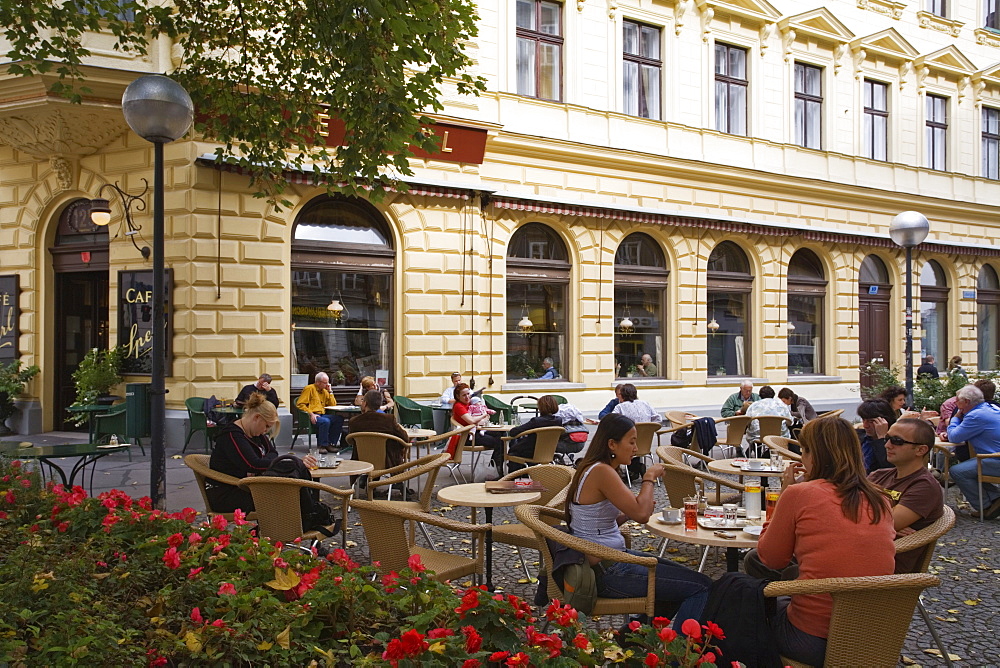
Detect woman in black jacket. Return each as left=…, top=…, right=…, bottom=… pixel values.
left=505, top=395, right=561, bottom=474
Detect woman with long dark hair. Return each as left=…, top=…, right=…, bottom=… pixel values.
left=749, top=417, right=895, bottom=666
left=565, top=414, right=711, bottom=623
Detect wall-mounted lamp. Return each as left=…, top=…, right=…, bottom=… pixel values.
left=90, top=180, right=151, bottom=259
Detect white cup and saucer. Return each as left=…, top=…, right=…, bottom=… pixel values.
left=745, top=459, right=765, bottom=471
left=660, top=507, right=683, bottom=524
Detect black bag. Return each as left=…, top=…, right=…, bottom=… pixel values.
left=263, top=455, right=338, bottom=536
left=670, top=426, right=692, bottom=448
left=557, top=420, right=589, bottom=454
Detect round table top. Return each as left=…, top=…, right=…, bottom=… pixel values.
left=405, top=428, right=437, bottom=440
left=310, top=459, right=373, bottom=478
left=0, top=441, right=129, bottom=457
left=326, top=405, right=362, bottom=413
left=707, top=458, right=788, bottom=477
left=645, top=515, right=761, bottom=549
left=483, top=424, right=518, bottom=431
left=437, top=482, right=542, bottom=508
left=214, top=406, right=244, bottom=414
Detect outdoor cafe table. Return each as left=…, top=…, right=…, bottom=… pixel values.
left=0, top=440, right=129, bottom=492
left=707, top=458, right=788, bottom=504
left=645, top=515, right=760, bottom=572
left=214, top=405, right=244, bottom=418
left=65, top=403, right=114, bottom=442
left=437, top=482, right=541, bottom=590
left=326, top=405, right=362, bottom=415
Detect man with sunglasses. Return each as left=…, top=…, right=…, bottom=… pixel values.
left=946, top=385, right=1000, bottom=519
left=867, top=418, right=943, bottom=571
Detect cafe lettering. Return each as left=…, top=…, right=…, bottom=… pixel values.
left=117, top=270, right=172, bottom=375
left=0, top=275, right=18, bottom=360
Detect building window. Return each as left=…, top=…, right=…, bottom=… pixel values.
left=615, top=233, right=667, bottom=378
left=926, top=94, right=948, bottom=170
left=707, top=241, right=753, bottom=377
left=291, top=197, right=394, bottom=393
left=794, top=63, right=822, bottom=150
left=929, top=0, right=946, bottom=17
left=715, top=43, right=748, bottom=135
left=987, top=0, right=1000, bottom=29
left=978, top=266, right=1000, bottom=370
left=863, top=79, right=888, bottom=161
left=984, top=107, right=1000, bottom=179
left=787, top=249, right=826, bottom=375
left=623, top=21, right=661, bottom=120
left=919, top=260, right=949, bottom=367
left=516, top=0, right=563, bottom=101
left=507, top=223, right=570, bottom=380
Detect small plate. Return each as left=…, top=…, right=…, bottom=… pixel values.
left=97, top=444, right=123, bottom=450
left=654, top=517, right=683, bottom=526
left=742, top=525, right=763, bottom=537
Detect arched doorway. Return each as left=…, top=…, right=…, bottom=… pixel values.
left=48, top=199, right=110, bottom=429
left=858, top=255, right=892, bottom=376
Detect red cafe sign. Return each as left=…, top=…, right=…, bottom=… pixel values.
left=319, top=114, right=489, bottom=165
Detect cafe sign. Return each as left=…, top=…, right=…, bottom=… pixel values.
left=117, top=270, right=173, bottom=375
left=0, top=275, right=19, bottom=360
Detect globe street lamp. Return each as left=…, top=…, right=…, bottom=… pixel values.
left=889, top=211, right=931, bottom=409
left=122, top=75, right=193, bottom=509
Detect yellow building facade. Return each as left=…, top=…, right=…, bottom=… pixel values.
left=3, top=0, right=1000, bottom=436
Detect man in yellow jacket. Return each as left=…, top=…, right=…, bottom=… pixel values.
left=296, top=372, right=343, bottom=453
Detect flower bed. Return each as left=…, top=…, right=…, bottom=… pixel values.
left=0, top=458, right=735, bottom=666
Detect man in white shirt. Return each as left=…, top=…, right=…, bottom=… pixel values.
left=745, top=385, right=792, bottom=443
left=439, top=372, right=462, bottom=406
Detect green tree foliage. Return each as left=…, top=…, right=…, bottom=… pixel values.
left=0, top=0, right=486, bottom=202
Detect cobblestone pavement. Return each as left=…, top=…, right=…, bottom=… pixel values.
left=12, top=432, right=1000, bottom=667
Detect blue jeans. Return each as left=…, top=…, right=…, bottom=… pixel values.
left=950, top=455, right=1000, bottom=511
left=772, top=597, right=827, bottom=666
left=314, top=414, right=344, bottom=448
left=595, top=550, right=711, bottom=625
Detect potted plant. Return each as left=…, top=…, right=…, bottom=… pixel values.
left=71, top=346, right=125, bottom=409
left=0, top=359, right=40, bottom=436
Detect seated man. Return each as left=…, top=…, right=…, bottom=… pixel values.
left=636, top=353, right=658, bottom=377
left=539, top=357, right=559, bottom=380
left=349, top=389, right=409, bottom=471
left=439, top=372, right=463, bottom=406
left=721, top=380, right=759, bottom=417
left=867, top=417, right=944, bottom=572
left=857, top=399, right=896, bottom=473
left=946, top=385, right=1000, bottom=519
left=235, top=373, right=279, bottom=408
left=744, top=385, right=792, bottom=443
left=295, top=372, right=344, bottom=454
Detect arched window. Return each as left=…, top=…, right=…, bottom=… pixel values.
left=615, top=233, right=667, bottom=378
left=919, top=260, right=948, bottom=367
left=978, top=266, right=1000, bottom=370
left=506, top=223, right=570, bottom=380
left=707, top=241, right=752, bottom=377
left=787, top=249, right=826, bottom=375
left=290, top=196, right=394, bottom=391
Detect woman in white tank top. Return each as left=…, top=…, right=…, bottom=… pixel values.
left=566, top=414, right=711, bottom=626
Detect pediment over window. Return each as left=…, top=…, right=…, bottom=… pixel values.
left=778, top=8, right=854, bottom=44
left=974, top=61, right=1000, bottom=97
left=850, top=28, right=919, bottom=63
left=696, top=0, right=780, bottom=26
left=915, top=45, right=979, bottom=79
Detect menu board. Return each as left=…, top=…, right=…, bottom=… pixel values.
left=117, top=270, right=172, bottom=375
left=0, top=275, right=18, bottom=360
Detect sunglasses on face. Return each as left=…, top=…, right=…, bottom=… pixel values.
left=886, top=435, right=926, bottom=447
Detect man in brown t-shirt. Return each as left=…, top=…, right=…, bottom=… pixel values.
left=867, top=417, right=943, bottom=574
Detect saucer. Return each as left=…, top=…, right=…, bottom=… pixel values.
left=742, top=526, right=763, bottom=537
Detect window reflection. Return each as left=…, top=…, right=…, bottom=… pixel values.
left=707, top=242, right=752, bottom=376
left=919, top=261, right=948, bottom=366
left=979, top=266, right=1000, bottom=370
left=506, top=282, right=566, bottom=379
left=787, top=249, right=826, bottom=375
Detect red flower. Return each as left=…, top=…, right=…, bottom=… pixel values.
left=645, top=653, right=660, bottom=667
left=407, top=553, right=426, bottom=572
left=233, top=507, right=249, bottom=525
left=545, top=599, right=579, bottom=627
left=211, top=514, right=228, bottom=531
left=698, top=652, right=716, bottom=665
left=705, top=621, right=726, bottom=640
left=217, top=582, right=237, bottom=596
left=628, top=620, right=642, bottom=632
left=681, top=618, right=703, bottom=640
left=188, top=532, right=202, bottom=545
left=0, top=511, right=8, bottom=520
left=462, top=626, right=482, bottom=653
left=178, top=507, right=197, bottom=522
left=167, top=533, right=184, bottom=548
left=652, top=616, right=671, bottom=629
left=190, top=607, right=203, bottom=624
left=489, top=652, right=511, bottom=662
left=292, top=566, right=322, bottom=598
left=572, top=633, right=589, bottom=649
left=19, top=478, right=31, bottom=489
left=147, top=651, right=167, bottom=667
left=211, top=619, right=226, bottom=628
left=56, top=521, right=69, bottom=533
left=462, top=661, right=481, bottom=668
left=427, top=628, right=454, bottom=639
left=5, top=490, right=16, bottom=504
left=382, top=571, right=400, bottom=593
left=657, top=627, right=678, bottom=643
left=505, top=652, right=531, bottom=666
left=398, top=629, right=429, bottom=656
left=455, top=588, right=481, bottom=617
left=327, top=548, right=359, bottom=571
left=162, top=547, right=181, bottom=570
left=188, top=567, right=204, bottom=579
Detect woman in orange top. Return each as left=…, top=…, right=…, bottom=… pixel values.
left=752, top=416, right=896, bottom=666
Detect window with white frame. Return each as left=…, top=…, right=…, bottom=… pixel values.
left=986, top=0, right=1000, bottom=29
left=623, top=20, right=661, bottom=120
left=863, top=79, right=888, bottom=161
left=984, top=107, right=1000, bottom=179
left=926, top=94, right=948, bottom=171
left=928, top=0, right=946, bottom=17
left=715, top=43, right=748, bottom=135
left=516, top=0, right=563, bottom=101
left=794, top=62, right=822, bottom=150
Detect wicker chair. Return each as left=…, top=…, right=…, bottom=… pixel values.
left=747, top=415, right=794, bottom=457
left=763, top=573, right=940, bottom=668
left=345, top=431, right=411, bottom=498
left=713, top=415, right=753, bottom=458
left=237, top=476, right=353, bottom=549
left=656, top=444, right=714, bottom=470
left=515, top=504, right=657, bottom=619
left=501, top=426, right=564, bottom=468
left=761, top=435, right=802, bottom=461
left=970, top=450, right=1000, bottom=520
left=365, top=453, right=451, bottom=544
left=816, top=408, right=845, bottom=419
left=625, top=421, right=662, bottom=486
left=664, top=410, right=697, bottom=427
left=492, top=464, right=575, bottom=579
left=182, top=397, right=214, bottom=453
left=895, top=505, right=956, bottom=667
left=411, top=424, right=476, bottom=482
left=659, top=463, right=745, bottom=569
left=450, top=419, right=487, bottom=482
left=352, top=499, right=488, bottom=583
left=183, top=454, right=257, bottom=522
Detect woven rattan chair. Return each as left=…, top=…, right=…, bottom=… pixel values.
left=366, top=453, right=451, bottom=544
left=763, top=573, right=940, bottom=668
left=410, top=424, right=475, bottom=476
left=656, top=444, right=714, bottom=470
left=970, top=450, right=1000, bottom=520
left=895, top=505, right=956, bottom=667
left=183, top=454, right=257, bottom=522
left=816, top=408, right=845, bottom=419
left=237, top=476, right=353, bottom=549
left=761, top=435, right=802, bottom=461
left=352, top=499, right=488, bottom=582
left=501, top=426, right=564, bottom=468
left=345, top=431, right=411, bottom=498
left=625, top=421, right=662, bottom=486
left=659, top=463, right=745, bottom=568
left=515, top=504, right=657, bottom=620
left=665, top=410, right=697, bottom=427
left=713, top=415, right=752, bottom=458
left=746, top=415, right=794, bottom=457
left=492, top=464, right=575, bottom=579
left=448, top=419, right=486, bottom=482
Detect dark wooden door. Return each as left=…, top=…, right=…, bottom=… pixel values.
left=54, top=272, right=109, bottom=430
left=859, top=291, right=891, bottom=386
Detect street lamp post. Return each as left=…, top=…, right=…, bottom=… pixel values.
left=121, top=75, right=193, bottom=509
left=889, top=211, right=931, bottom=410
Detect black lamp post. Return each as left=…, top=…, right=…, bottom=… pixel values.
left=889, top=211, right=931, bottom=409
left=121, top=75, right=193, bottom=509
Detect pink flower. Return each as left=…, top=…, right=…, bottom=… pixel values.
left=188, top=532, right=202, bottom=545
left=188, top=567, right=204, bottom=579
left=211, top=619, right=226, bottom=628
left=190, top=607, right=203, bottom=624
left=407, top=553, right=426, bottom=572
left=5, top=490, right=16, bottom=504
left=211, top=514, right=228, bottom=531
left=427, top=628, right=454, bottom=639
left=167, top=533, right=185, bottom=548
left=217, top=582, right=237, bottom=596
left=162, top=547, right=181, bottom=570
left=233, top=508, right=249, bottom=525
left=681, top=618, right=702, bottom=640
left=19, top=478, right=31, bottom=489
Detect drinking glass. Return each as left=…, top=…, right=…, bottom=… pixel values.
left=683, top=497, right=698, bottom=531
left=765, top=489, right=780, bottom=519
left=308, top=444, right=320, bottom=469
left=723, top=503, right=738, bottom=528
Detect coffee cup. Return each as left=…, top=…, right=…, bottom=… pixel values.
left=746, top=459, right=764, bottom=471
left=662, top=508, right=683, bottom=523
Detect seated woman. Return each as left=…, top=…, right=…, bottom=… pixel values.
left=567, top=414, right=711, bottom=624
left=353, top=375, right=394, bottom=413
left=879, top=386, right=907, bottom=419
left=747, top=416, right=896, bottom=666
left=505, top=394, right=562, bottom=473
left=450, top=383, right=505, bottom=474
left=208, top=393, right=316, bottom=512
left=778, top=387, right=817, bottom=423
